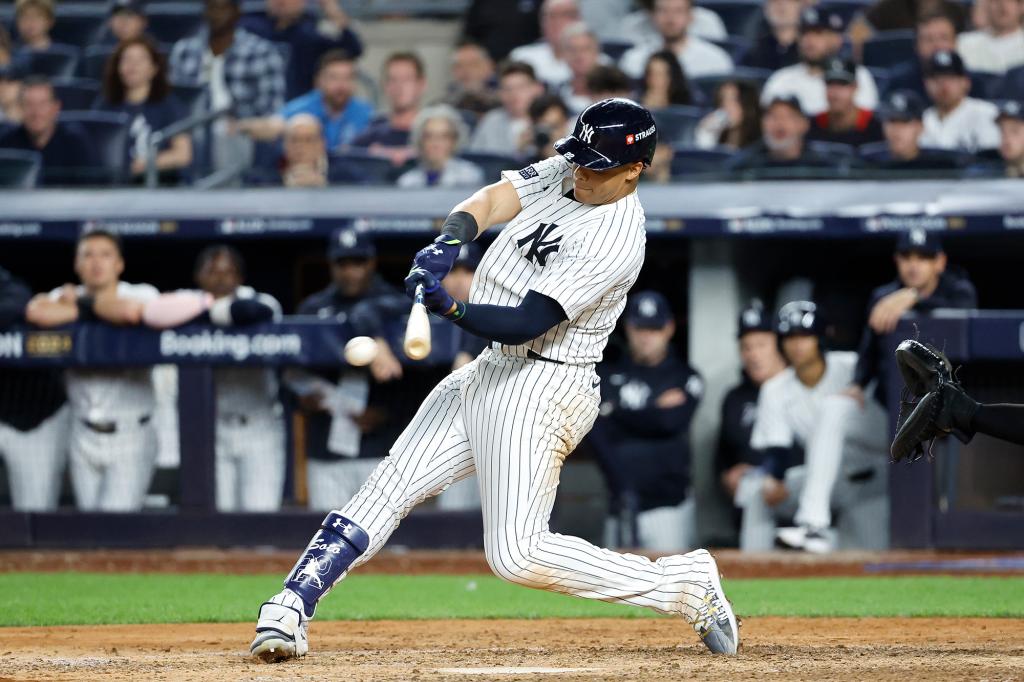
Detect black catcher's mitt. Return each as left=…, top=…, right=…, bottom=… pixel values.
left=891, top=390, right=945, bottom=462
left=894, top=339, right=954, bottom=399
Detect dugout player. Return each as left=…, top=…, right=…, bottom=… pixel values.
left=715, top=301, right=787, bottom=545
left=142, top=245, right=286, bottom=511
left=285, top=228, right=407, bottom=510
left=25, top=230, right=160, bottom=511
left=251, top=98, right=739, bottom=661
left=746, top=301, right=889, bottom=553
left=0, top=266, right=69, bottom=511
left=590, top=290, right=704, bottom=551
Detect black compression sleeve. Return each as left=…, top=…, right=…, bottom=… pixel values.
left=971, top=404, right=1024, bottom=445
left=453, top=290, right=568, bottom=346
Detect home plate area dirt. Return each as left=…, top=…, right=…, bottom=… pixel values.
left=2, top=617, right=1022, bottom=681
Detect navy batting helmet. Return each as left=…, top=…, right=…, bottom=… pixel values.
left=554, top=98, right=657, bottom=170
left=776, top=300, right=824, bottom=337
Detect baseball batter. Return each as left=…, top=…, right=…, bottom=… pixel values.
left=251, top=98, right=738, bottom=661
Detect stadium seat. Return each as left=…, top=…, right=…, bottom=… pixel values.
left=696, top=0, right=764, bottom=41
left=18, top=44, right=80, bottom=79
left=866, top=66, right=891, bottom=98
left=709, top=35, right=752, bottom=63
left=52, top=77, right=101, bottom=110
left=79, top=45, right=115, bottom=80
left=652, top=105, right=707, bottom=146
left=862, top=30, right=916, bottom=69
left=328, top=151, right=397, bottom=185
left=669, top=146, right=736, bottom=177
left=818, top=0, right=871, bottom=24
left=0, top=149, right=42, bottom=189
left=807, top=140, right=856, bottom=159
left=600, top=40, right=634, bottom=61
left=1001, top=65, right=1024, bottom=99
left=969, top=71, right=1004, bottom=101
left=455, top=108, right=479, bottom=131
left=458, top=152, right=520, bottom=183
left=689, top=68, right=772, bottom=106
left=147, top=3, right=204, bottom=44
left=50, top=9, right=106, bottom=49
left=59, top=110, right=130, bottom=185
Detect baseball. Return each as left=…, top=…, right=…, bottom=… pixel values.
left=343, top=336, right=378, bottom=366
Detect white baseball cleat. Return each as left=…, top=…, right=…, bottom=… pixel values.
left=690, top=552, right=740, bottom=655
left=776, top=525, right=835, bottom=554
left=250, top=590, right=310, bottom=663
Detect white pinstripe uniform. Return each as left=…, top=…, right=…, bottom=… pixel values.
left=337, top=156, right=721, bottom=621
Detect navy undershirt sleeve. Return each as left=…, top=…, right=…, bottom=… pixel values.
left=453, top=290, right=568, bottom=346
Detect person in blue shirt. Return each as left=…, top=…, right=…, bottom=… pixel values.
left=239, top=0, right=363, bottom=100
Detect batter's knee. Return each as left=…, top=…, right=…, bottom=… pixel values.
left=483, top=534, right=553, bottom=590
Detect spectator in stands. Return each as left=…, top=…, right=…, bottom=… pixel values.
left=100, top=0, right=150, bottom=47
left=639, top=49, right=695, bottom=111
left=461, top=0, right=541, bottom=62
left=522, top=93, right=571, bottom=161
left=590, top=291, right=704, bottom=551
left=749, top=301, right=890, bottom=553
left=742, top=0, right=802, bottom=71
left=762, top=8, right=879, bottom=117
left=350, top=52, right=426, bottom=167
left=619, top=0, right=733, bottom=80
left=0, top=77, right=98, bottom=186
left=286, top=228, right=406, bottom=510
left=807, top=58, right=884, bottom=147
left=864, top=0, right=966, bottom=32
left=239, top=0, right=363, bottom=100
left=716, top=301, right=787, bottom=547
left=887, top=11, right=959, bottom=100
left=695, top=80, right=763, bottom=149
left=169, top=0, right=286, bottom=173
left=445, top=40, right=498, bottom=115
left=0, top=23, right=12, bottom=67
left=618, top=0, right=728, bottom=46
left=280, top=113, right=327, bottom=187
left=397, top=105, right=483, bottom=188
left=845, top=229, right=977, bottom=412
left=98, top=37, right=192, bottom=185
left=240, top=50, right=373, bottom=151
left=0, top=60, right=22, bottom=124
left=730, top=96, right=833, bottom=172
left=585, top=64, right=633, bottom=100
left=996, top=100, right=1024, bottom=177
left=957, top=0, right=1024, bottom=74
left=469, top=61, right=543, bottom=156
left=642, top=144, right=674, bottom=183
left=0, top=266, right=68, bottom=512
left=12, top=0, right=54, bottom=54
left=870, top=89, right=942, bottom=169
left=920, top=50, right=1001, bottom=152
left=557, top=23, right=603, bottom=114
left=509, top=0, right=581, bottom=87
left=25, top=230, right=161, bottom=512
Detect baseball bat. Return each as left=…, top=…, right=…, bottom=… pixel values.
left=403, top=284, right=431, bottom=360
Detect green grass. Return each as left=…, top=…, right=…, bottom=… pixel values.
left=1, top=574, right=1021, bottom=627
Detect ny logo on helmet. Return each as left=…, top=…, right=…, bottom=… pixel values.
left=580, top=123, right=595, bottom=144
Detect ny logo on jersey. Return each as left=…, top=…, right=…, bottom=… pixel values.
left=517, top=222, right=562, bottom=266
left=579, top=123, right=595, bottom=144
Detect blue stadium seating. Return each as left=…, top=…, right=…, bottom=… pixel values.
left=669, top=146, right=736, bottom=177
left=819, top=0, right=872, bottom=24
left=862, top=30, right=916, bottom=69
left=969, top=71, right=1005, bottom=101
left=147, top=3, right=204, bottom=45
left=651, top=105, right=708, bottom=146
left=0, top=149, right=42, bottom=189
left=60, top=110, right=130, bottom=185
left=601, top=40, right=634, bottom=62
left=689, top=67, right=772, bottom=105
left=79, top=45, right=115, bottom=81
left=52, top=78, right=100, bottom=110
left=1002, top=65, right=1024, bottom=99
left=866, top=66, right=892, bottom=98
left=458, top=151, right=519, bottom=183
left=50, top=9, right=107, bottom=49
left=328, top=151, right=397, bottom=185
left=18, top=44, right=81, bottom=79
left=709, top=35, right=752, bottom=63
left=697, top=0, right=764, bottom=40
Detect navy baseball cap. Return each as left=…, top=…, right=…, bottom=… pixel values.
left=776, top=300, right=824, bottom=337
left=110, top=0, right=145, bottom=15
left=328, top=228, right=375, bottom=260
left=895, top=228, right=942, bottom=256
left=451, top=241, right=482, bottom=271
left=996, top=99, right=1024, bottom=122
left=800, top=6, right=845, bottom=32
left=554, top=97, right=658, bottom=170
left=737, top=299, right=774, bottom=339
left=766, top=95, right=807, bottom=118
left=823, top=58, right=857, bottom=85
left=625, top=291, right=673, bottom=329
left=925, top=50, right=967, bottom=77
left=877, top=90, right=926, bottom=122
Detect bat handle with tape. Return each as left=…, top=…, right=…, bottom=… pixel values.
left=404, top=284, right=432, bottom=360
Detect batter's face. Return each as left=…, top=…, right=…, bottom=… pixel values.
left=572, top=161, right=643, bottom=205
left=331, top=257, right=375, bottom=297
left=739, top=331, right=786, bottom=385
left=75, top=236, right=124, bottom=290
left=196, top=253, right=242, bottom=299
left=781, top=333, right=820, bottom=369
left=895, top=251, right=945, bottom=290
left=626, top=321, right=675, bottom=365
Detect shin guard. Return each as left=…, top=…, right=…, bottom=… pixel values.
left=284, top=512, right=369, bottom=615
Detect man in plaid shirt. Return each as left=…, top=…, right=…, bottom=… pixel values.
left=170, top=0, right=286, bottom=121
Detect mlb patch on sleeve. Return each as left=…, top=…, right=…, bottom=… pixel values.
left=518, top=166, right=539, bottom=180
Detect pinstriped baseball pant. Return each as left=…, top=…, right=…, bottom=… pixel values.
left=341, top=349, right=713, bottom=620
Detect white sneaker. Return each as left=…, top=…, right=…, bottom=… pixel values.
left=776, top=525, right=835, bottom=554
left=250, top=590, right=310, bottom=663
left=690, top=552, right=739, bottom=655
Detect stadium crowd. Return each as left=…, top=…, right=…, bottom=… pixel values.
left=0, top=0, right=1022, bottom=186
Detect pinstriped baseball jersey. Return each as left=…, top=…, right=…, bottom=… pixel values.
left=469, top=155, right=646, bottom=365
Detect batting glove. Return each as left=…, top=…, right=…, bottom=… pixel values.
left=404, top=267, right=464, bottom=320
left=411, top=236, right=461, bottom=282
